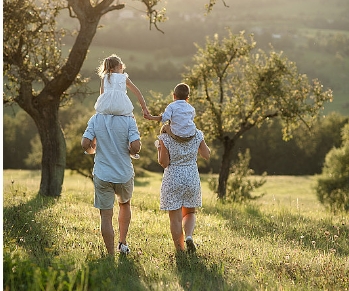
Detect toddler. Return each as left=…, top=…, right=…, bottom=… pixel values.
left=147, top=83, right=197, bottom=142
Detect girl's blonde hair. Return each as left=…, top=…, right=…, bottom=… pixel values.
left=97, top=54, right=126, bottom=82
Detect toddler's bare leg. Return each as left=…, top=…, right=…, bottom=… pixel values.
left=160, top=124, right=171, bottom=134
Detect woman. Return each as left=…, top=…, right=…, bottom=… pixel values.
left=155, top=129, right=210, bottom=252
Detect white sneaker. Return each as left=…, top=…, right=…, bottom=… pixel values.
left=185, top=236, right=196, bottom=253
left=117, top=242, right=130, bottom=255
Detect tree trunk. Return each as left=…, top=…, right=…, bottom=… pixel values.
left=30, top=9, right=100, bottom=196
left=34, top=105, right=66, bottom=197
left=217, top=138, right=235, bottom=199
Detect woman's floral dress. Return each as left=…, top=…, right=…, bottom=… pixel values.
left=158, top=129, right=204, bottom=210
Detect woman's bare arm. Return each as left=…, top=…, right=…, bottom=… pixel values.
left=198, top=139, right=211, bottom=160
left=157, top=140, right=170, bottom=168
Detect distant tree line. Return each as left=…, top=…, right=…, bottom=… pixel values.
left=237, top=113, right=348, bottom=175
left=4, top=104, right=347, bottom=176
left=304, top=16, right=349, bottom=32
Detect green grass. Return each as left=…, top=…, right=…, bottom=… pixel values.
left=3, top=170, right=349, bottom=290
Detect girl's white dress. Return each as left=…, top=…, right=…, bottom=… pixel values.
left=94, top=73, right=134, bottom=116
left=158, top=129, right=204, bottom=211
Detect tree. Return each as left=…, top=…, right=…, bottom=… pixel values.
left=316, top=122, right=349, bottom=212
left=3, top=0, right=166, bottom=196
left=208, top=149, right=266, bottom=203
left=183, top=31, right=333, bottom=199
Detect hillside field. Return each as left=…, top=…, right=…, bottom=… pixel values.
left=3, top=170, right=349, bottom=290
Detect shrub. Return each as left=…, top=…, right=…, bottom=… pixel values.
left=316, top=122, right=349, bottom=212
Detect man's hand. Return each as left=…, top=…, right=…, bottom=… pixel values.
left=81, top=137, right=96, bottom=154
left=129, top=139, right=141, bottom=155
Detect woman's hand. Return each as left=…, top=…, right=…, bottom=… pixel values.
left=198, top=139, right=211, bottom=160
left=157, top=139, right=170, bottom=168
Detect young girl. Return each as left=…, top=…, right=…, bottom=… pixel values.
left=95, top=54, right=149, bottom=117
left=91, top=54, right=149, bottom=158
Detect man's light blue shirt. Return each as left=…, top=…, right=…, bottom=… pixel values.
left=161, top=100, right=196, bottom=137
left=83, top=114, right=140, bottom=183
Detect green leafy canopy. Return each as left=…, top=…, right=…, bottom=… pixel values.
left=183, top=30, right=333, bottom=142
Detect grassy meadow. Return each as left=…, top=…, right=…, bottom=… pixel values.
left=3, top=170, right=349, bottom=291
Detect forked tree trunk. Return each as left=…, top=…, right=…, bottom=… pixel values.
left=217, top=138, right=235, bottom=199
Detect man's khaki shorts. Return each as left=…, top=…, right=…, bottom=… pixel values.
left=93, top=175, right=134, bottom=209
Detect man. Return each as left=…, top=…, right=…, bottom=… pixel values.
left=81, top=113, right=141, bottom=255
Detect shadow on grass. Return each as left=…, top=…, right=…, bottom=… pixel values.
left=3, top=249, right=145, bottom=290
left=86, top=255, right=145, bottom=290
left=3, top=194, right=59, bottom=266
left=202, top=203, right=349, bottom=257
left=174, top=252, right=252, bottom=291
